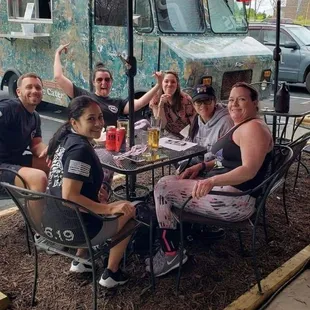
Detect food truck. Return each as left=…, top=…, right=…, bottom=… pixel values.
left=0, top=0, right=273, bottom=107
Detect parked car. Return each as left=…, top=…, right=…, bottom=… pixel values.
left=248, top=23, right=310, bottom=93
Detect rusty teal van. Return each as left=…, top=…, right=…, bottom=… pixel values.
left=0, top=0, right=273, bottom=106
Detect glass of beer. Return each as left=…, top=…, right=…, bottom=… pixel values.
left=148, top=117, right=161, bottom=150
left=117, top=119, right=129, bottom=137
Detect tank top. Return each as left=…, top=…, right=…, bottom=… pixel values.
left=210, top=118, right=272, bottom=197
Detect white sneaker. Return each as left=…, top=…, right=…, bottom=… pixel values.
left=69, top=260, right=93, bottom=273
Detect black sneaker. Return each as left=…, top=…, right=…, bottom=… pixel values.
left=99, top=268, right=129, bottom=288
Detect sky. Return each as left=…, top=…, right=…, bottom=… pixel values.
left=256, top=0, right=274, bottom=15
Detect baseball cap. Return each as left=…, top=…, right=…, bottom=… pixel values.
left=192, top=84, right=216, bottom=102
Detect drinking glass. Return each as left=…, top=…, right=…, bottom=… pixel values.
left=148, top=117, right=161, bottom=149
left=117, top=119, right=129, bottom=137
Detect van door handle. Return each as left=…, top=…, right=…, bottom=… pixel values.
left=280, top=52, right=284, bottom=64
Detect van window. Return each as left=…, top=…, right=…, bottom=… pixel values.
left=208, top=0, right=248, bottom=34
left=8, top=0, right=52, bottom=20
left=155, top=0, right=205, bottom=33
left=134, top=0, right=153, bottom=33
left=95, top=0, right=127, bottom=26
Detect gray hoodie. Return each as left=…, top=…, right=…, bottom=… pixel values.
left=193, top=103, right=234, bottom=161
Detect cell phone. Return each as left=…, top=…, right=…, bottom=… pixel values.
left=166, top=139, right=187, bottom=146
left=125, top=155, right=146, bottom=163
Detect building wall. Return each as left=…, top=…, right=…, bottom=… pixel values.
left=282, top=0, right=310, bottom=20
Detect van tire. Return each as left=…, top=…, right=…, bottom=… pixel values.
left=306, top=72, right=310, bottom=94
left=8, top=73, right=19, bottom=97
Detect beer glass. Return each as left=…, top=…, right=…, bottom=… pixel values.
left=148, top=117, right=161, bottom=149
left=117, top=119, right=129, bottom=137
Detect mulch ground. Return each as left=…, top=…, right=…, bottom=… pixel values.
left=1, top=156, right=310, bottom=310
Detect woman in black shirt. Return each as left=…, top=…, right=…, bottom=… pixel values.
left=46, top=95, right=135, bottom=288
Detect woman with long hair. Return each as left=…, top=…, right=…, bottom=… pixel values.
left=46, top=95, right=136, bottom=288
left=149, top=71, right=196, bottom=139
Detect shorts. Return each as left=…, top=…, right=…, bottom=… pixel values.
left=0, top=155, right=33, bottom=191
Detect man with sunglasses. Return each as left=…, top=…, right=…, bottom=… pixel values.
left=54, top=43, right=163, bottom=127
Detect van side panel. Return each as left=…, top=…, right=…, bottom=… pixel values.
left=0, top=0, right=91, bottom=106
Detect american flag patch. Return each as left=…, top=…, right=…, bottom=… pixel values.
left=68, top=160, right=91, bottom=177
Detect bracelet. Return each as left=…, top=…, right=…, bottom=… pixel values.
left=200, top=161, right=207, bottom=172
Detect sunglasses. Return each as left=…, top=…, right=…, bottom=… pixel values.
left=95, top=77, right=112, bottom=83
left=194, top=99, right=214, bottom=106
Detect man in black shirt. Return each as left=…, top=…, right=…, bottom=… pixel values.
left=0, top=73, right=49, bottom=193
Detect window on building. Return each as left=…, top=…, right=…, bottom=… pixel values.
left=95, top=0, right=127, bottom=26
left=8, top=0, right=52, bottom=20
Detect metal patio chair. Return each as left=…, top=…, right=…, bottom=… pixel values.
left=0, top=168, right=32, bottom=254
left=0, top=182, right=154, bottom=310
left=171, top=145, right=293, bottom=294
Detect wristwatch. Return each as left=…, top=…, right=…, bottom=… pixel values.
left=214, top=160, right=223, bottom=169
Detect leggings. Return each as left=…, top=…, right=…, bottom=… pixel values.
left=154, top=175, right=256, bottom=229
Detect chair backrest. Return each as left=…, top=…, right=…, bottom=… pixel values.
left=0, top=182, right=103, bottom=249
left=253, top=145, right=293, bottom=206
left=287, top=132, right=310, bottom=166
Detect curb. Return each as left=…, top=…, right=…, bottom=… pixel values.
left=224, top=245, right=310, bottom=310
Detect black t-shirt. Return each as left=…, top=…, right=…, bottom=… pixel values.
left=45, top=133, right=104, bottom=242
left=73, top=84, right=127, bottom=127
left=0, top=99, right=42, bottom=164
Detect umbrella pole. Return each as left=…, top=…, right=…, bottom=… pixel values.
left=127, top=0, right=137, bottom=199
left=272, top=0, right=282, bottom=143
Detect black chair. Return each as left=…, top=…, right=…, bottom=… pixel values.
left=289, top=133, right=310, bottom=192
left=0, top=168, right=32, bottom=254
left=0, top=183, right=154, bottom=310
left=171, top=145, right=293, bottom=294
left=274, top=132, right=310, bottom=224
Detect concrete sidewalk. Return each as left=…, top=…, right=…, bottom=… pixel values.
left=265, top=269, right=310, bottom=310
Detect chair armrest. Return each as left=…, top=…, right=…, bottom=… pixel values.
left=101, top=213, right=123, bottom=221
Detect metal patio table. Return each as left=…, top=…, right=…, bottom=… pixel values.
left=95, top=145, right=207, bottom=201
left=261, top=103, right=310, bottom=144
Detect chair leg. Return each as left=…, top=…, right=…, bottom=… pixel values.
left=300, top=161, right=310, bottom=175
left=176, top=221, right=184, bottom=294
left=31, top=241, right=39, bottom=306
left=149, top=218, right=155, bottom=291
left=262, top=207, right=268, bottom=243
left=252, top=225, right=262, bottom=294
left=91, top=261, right=97, bottom=310
left=282, top=181, right=289, bottom=225
left=293, top=154, right=301, bottom=192
left=237, top=229, right=245, bottom=256
left=25, top=224, right=31, bottom=255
